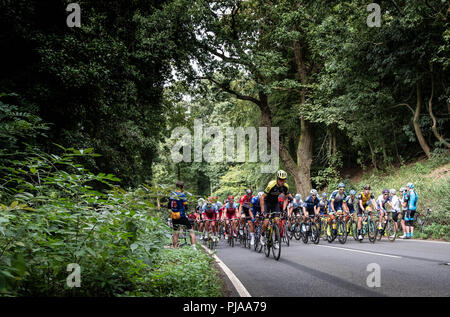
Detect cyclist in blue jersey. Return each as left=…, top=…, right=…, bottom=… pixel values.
left=345, top=190, right=358, bottom=233
left=327, top=183, right=348, bottom=237
left=168, top=181, right=196, bottom=249
left=250, top=192, right=263, bottom=218
left=303, top=189, right=320, bottom=222
left=401, top=183, right=419, bottom=239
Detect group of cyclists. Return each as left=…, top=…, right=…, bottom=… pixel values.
left=169, top=170, right=419, bottom=250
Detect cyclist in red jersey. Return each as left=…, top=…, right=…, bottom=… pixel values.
left=222, top=195, right=239, bottom=239
left=239, top=189, right=256, bottom=246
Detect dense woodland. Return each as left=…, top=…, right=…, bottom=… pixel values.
left=0, top=0, right=448, bottom=296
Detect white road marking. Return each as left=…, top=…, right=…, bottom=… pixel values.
left=201, top=245, right=251, bottom=297
left=316, top=245, right=402, bottom=259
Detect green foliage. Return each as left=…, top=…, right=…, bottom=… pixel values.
left=348, top=151, right=450, bottom=240
left=0, top=0, right=198, bottom=187
left=0, top=142, right=220, bottom=296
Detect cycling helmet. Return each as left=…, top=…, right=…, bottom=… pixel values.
left=390, top=189, right=396, bottom=195
left=277, top=170, right=287, bottom=180
left=322, top=192, right=328, bottom=198
left=406, top=182, right=414, bottom=189
left=363, top=185, right=371, bottom=190
left=349, top=190, right=356, bottom=195
left=258, top=192, right=264, bottom=198
left=295, top=193, right=301, bottom=200
left=399, top=187, right=406, bottom=193
left=197, top=198, right=205, bottom=207
left=337, top=183, right=346, bottom=189
left=310, top=189, right=318, bottom=195
left=382, top=189, right=389, bottom=195
left=246, top=189, right=252, bottom=196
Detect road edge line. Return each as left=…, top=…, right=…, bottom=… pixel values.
left=316, top=244, right=402, bottom=259
left=201, top=245, right=251, bottom=297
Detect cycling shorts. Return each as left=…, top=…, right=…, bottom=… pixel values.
left=263, top=201, right=281, bottom=219
left=172, top=216, right=192, bottom=231
left=225, top=211, right=238, bottom=220
left=203, top=212, right=217, bottom=221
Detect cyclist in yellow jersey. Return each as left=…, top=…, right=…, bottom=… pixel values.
left=357, top=185, right=378, bottom=240
left=259, top=170, right=292, bottom=247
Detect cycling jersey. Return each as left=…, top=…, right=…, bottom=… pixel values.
left=329, top=190, right=347, bottom=211
left=407, top=190, right=418, bottom=211
left=240, top=195, right=253, bottom=209
left=376, top=195, right=391, bottom=211
left=224, top=202, right=238, bottom=219
left=289, top=198, right=304, bottom=210
left=202, top=204, right=218, bottom=220
left=345, top=196, right=358, bottom=214
left=216, top=201, right=223, bottom=218
left=264, top=180, right=289, bottom=205
left=304, top=195, right=319, bottom=214
left=250, top=196, right=262, bottom=216
left=358, top=192, right=375, bottom=208
left=319, top=199, right=328, bottom=214
left=168, top=190, right=188, bottom=218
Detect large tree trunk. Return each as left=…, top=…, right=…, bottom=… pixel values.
left=292, top=36, right=313, bottom=196
left=428, top=67, right=450, bottom=149
left=414, top=83, right=432, bottom=158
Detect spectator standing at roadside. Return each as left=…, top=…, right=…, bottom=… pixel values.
left=168, top=181, right=196, bottom=249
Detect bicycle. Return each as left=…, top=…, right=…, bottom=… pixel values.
left=326, top=210, right=347, bottom=243
left=290, top=214, right=303, bottom=241
left=358, top=208, right=376, bottom=243
left=301, top=214, right=320, bottom=244
left=201, top=219, right=219, bottom=250
left=225, top=218, right=238, bottom=247
left=177, top=224, right=190, bottom=248
left=375, top=210, right=398, bottom=242
left=415, top=208, right=432, bottom=233
left=241, top=218, right=253, bottom=249
left=263, top=213, right=282, bottom=261
left=318, top=214, right=328, bottom=240
left=280, top=214, right=290, bottom=247
left=346, top=213, right=359, bottom=241
left=253, top=215, right=264, bottom=253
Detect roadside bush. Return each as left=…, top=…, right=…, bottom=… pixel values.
left=0, top=147, right=220, bottom=296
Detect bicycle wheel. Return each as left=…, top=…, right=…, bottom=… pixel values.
left=387, top=219, right=397, bottom=242
left=311, top=222, right=320, bottom=244
left=320, top=219, right=326, bottom=239
left=302, top=223, right=308, bottom=244
left=247, top=225, right=252, bottom=249
left=283, top=221, right=290, bottom=247
left=351, top=220, right=358, bottom=241
left=327, top=222, right=336, bottom=243
left=254, top=226, right=260, bottom=252
left=242, top=225, right=248, bottom=248
left=287, top=221, right=294, bottom=240
left=264, top=230, right=271, bottom=257
left=368, top=219, right=376, bottom=243
left=375, top=220, right=383, bottom=241
left=272, top=224, right=281, bottom=261
left=294, top=221, right=302, bottom=240
left=338, top=220, right=348, bottom=244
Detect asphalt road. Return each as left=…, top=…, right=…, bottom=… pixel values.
left=211, top=235, right=450, bottom=297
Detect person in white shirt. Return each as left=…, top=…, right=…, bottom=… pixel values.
left=389, top=189, right=401, bottom=237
